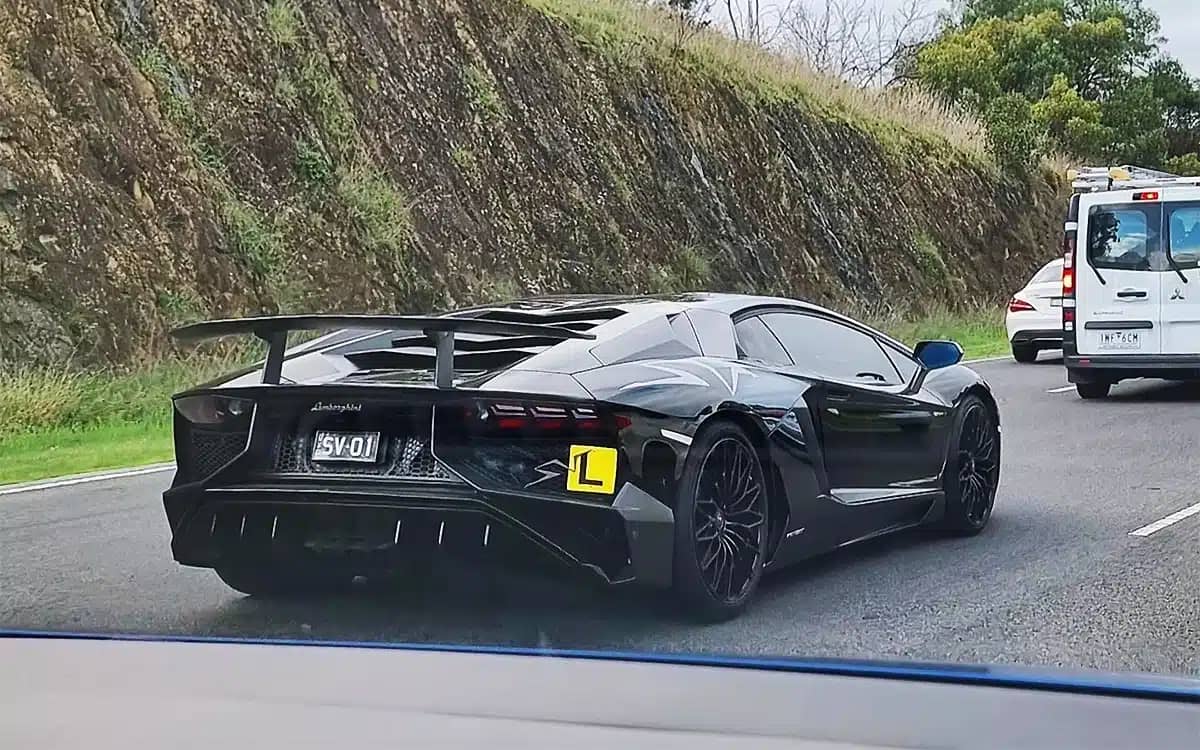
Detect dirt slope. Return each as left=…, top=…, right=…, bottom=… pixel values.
left=0, top=0, right=1063, bottom=366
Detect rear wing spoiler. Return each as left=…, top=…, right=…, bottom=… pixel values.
left=171, top=314, right=596, bottom=387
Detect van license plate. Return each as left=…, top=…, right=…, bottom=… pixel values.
left=1098, top=331, right=1141, bottom=350
left=311, top=431, right=382, bottom=462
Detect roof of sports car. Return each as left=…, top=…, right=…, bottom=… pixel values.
left=446, top=292, right=817, bottom=317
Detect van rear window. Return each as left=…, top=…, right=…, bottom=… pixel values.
left=1086, top=204, right=1160, bottom=271
left=1166, top=204, right=1200, bottom=268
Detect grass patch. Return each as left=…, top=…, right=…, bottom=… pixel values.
left=913, top=232, right=949, bottom=281
left=335, top=162, right=412, bottom=255
left=274, top=74, right=300, bottom=105
left=265, top=0, right=301, bottom=47
left=219, top=195, right=284, bottom=277
left=0, top=356, right=250, bottom=485
left=0, top=423, right=174, bottom=486
left=879, top=307, right=1009, bottom=360
left=462, top=63, right=505, bottom=122
left=295, top=138, right=334, bottom=187
left=299, top=56, right=356, bottom=150
left=451, top=146, right=480, bottom=179
left=156, top=290, right=205, bottom=325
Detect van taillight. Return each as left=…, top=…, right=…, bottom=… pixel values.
left=1062, top=230, right=1077, bottom=298
left=1009, top=298, right=1035, bottom=312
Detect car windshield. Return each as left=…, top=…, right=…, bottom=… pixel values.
left=5, top=0, right=1200, bottom=717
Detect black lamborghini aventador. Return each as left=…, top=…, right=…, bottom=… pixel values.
left=163, top=294, right=1000, bottom=620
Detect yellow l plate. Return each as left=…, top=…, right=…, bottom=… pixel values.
left=566, top=445, right=618, bottom=494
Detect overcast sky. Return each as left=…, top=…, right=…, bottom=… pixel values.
left=740, top=1, right=1200, bottom=76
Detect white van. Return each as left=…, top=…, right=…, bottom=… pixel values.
left=1064, top=166, right=1200, bottom=398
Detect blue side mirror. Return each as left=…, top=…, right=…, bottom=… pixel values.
left=914, top=340, right=964, bottom=370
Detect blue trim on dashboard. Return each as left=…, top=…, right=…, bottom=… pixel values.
left=2, top=628, right=1197, bottom=703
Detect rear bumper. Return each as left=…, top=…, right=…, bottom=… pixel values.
left=1065, top=354, right=1200, bottom=382
left=163, top=480, right=675, bottom=589
left=1009, top=329, right=1063, bottom=347
left=1005, top=311, right=1061, bottom=342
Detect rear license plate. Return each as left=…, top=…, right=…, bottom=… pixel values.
left=311, top=431, right=382, bottom=463
left=1098, top=331, right=1141, bottom=350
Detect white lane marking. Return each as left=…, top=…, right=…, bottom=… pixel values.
left=0, top=464, right=174, bottom=496
left=964, top=354, right=1012, bottom=364
left=1130, top=501, right=1200, bottom=537
left=1047, top=385, right=1075, bottom=393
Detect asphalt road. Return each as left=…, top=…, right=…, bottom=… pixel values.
left=3, top=354, right=1199, bottom=677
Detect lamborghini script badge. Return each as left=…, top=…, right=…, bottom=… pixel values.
left=310, top=402, right=363, bottom=413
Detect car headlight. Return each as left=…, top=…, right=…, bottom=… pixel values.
left=174, top=394, right=254, bottom=425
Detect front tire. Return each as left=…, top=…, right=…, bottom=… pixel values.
left=1011, top=343, right=1038, bottom=363
left=938, top=396, right=1000, bottom=535
left=215, top=563, right=350, bottom=598
left=672, top=422, right=769, bottom=622
left=1076, top=381, right=1111, bottom=399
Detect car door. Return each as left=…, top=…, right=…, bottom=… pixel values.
left=758, top=312, right=943, bottom=533
left=1075, top=196, right=1163, bottom=355
left=1160, top=195, right=1200, bottom=353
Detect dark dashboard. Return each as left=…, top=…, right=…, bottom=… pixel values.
left=1, top=633, right=1197, bottom=749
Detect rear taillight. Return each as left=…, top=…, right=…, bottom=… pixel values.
left=174, top=395, right=254, bottom=426
left=470, top=401, right=621, bottom=437
left=1062, top=230, right=1076, bottom=298
left=1009, top=297, right=1035, bottom=313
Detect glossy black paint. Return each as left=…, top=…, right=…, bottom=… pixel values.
left=166, top=293, right=999, bottom=587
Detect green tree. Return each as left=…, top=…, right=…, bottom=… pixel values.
left=1030, top=73, right=1109, bottom=156
left=916, top=0, right=1200, bottom=168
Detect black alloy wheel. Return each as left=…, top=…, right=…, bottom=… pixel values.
left=673, top=422, right=769, bottom=621
left=939, top=396, right=1000, bottom=535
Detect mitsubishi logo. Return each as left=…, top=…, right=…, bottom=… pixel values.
left=1171, top=288, right=1185, bottom=301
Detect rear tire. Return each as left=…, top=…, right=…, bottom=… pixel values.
left=215, top=563, right=351, bottom=598
left=937, top=396, right=1000, bottom=536
left=1011, top=343, right=1038, bottom=363
left=1075, top=382, right=1112, bottom=399
left=672, top=422, right=769, bottom=623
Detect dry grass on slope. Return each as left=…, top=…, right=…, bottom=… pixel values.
left=527, top=0, right=986, bottom=156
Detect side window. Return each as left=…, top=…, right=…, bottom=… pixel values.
left=1086, top=204, right=1161, bottom=271
left=882, top=344, right=919, bottom=384
left=684, top=309, right=738, bottom=359
left=733, top=316, right=791, bottom=366
left=1166, top=203, right=1200, bottom=269
left=668, top=313, right=701, bottom=354
left=760, top=313, right=901, bottom=385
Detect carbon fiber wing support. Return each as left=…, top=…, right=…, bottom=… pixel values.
left=170, top=314, right=596, bottom=387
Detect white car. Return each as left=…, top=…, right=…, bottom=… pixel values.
left=1006, top=258, right=1064, bottom=362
